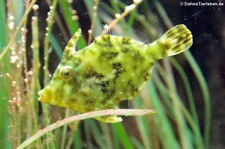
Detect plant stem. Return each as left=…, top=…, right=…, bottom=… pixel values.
left=0, top=0, right=37, bottom=61
left=17, top=109, right=156, bottom=149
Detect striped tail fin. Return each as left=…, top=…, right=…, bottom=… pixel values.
left=158, top=24, right=193, bottom=56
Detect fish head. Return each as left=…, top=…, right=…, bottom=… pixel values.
left=38, top=56, right=82, bottom=108
left=38, top=28, right=82, bottom=108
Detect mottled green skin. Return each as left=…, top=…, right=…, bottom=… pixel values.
left=38, top=24, right=193, bottom=123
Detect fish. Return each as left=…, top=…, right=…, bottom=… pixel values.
left=38, top=24, right=193, bottom=123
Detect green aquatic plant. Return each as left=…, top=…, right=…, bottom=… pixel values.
left=0, top=0, right=210, bottom=149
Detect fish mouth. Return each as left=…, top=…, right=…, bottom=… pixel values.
left=38, top=89, right=48, bottom=103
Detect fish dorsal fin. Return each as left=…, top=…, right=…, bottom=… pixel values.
left=63, top=28, right=81, bottom=58
left=92, top=24, right=149, bottom=43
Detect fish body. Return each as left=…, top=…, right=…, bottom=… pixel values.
left=38, top=24, right=193, bottom=123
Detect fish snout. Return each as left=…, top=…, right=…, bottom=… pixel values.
left=38, top=87, right=52, bottom=103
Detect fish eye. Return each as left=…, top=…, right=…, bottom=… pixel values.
left=60, top=66, right=74, bottom=79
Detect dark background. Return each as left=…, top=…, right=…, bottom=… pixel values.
left=159, top=0, right=225, bottom=148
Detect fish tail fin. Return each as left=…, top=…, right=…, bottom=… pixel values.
left=158, top=24, right=193, bottom=57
